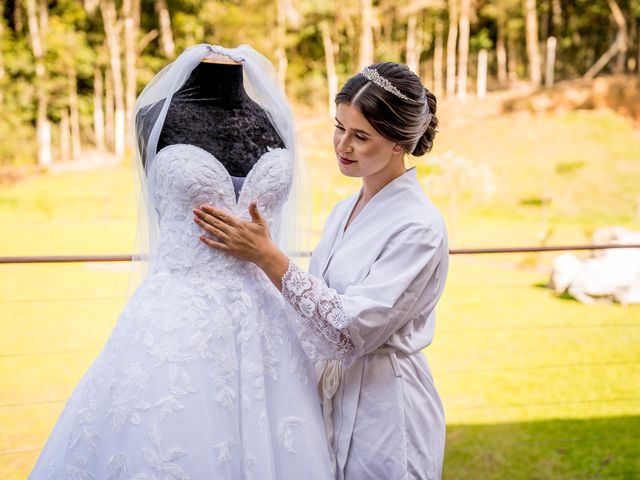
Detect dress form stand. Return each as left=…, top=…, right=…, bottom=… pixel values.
left=137, top=55, right=284, bottom=177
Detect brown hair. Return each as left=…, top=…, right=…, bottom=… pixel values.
left=335, top=62, right=438, bottom=156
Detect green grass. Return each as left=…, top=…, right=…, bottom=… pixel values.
left=1, top=105, right=640, bottom=478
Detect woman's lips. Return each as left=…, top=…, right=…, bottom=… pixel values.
left=339, top=156, right=356, bottom=166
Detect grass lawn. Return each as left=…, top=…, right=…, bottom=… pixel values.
left=1, top=104, right=639, bottom=478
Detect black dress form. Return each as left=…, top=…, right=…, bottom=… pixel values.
left=136, top=62, right=285, bottom=177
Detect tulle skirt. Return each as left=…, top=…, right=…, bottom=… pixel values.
left=29, top=266, right=333, bottom=479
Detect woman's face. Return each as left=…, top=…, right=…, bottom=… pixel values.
left=333, top=102, right=404, bottom=180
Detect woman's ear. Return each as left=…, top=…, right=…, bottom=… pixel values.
left=392, top=143, right=403, bottom=154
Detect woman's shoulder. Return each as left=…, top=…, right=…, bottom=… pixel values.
left=394, top=184, right=447, bottom=238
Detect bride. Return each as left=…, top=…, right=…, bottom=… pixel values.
left=28, top=44, right=333, bottom=480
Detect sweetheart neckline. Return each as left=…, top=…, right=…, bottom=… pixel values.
left=153, top=143, right=288, bottom=208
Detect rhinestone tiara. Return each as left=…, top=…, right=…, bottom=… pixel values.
left=361, top=67, right=410, bottom=101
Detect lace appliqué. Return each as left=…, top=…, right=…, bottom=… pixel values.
left=281, top=263, right=354, bottom=360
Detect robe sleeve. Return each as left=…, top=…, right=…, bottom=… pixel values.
left=281, top=224, right=446, bottom=361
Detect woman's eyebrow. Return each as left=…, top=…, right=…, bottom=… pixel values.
left=334, top=118, right=372, bottom=137
left=353, top=128, right=371, bottom=137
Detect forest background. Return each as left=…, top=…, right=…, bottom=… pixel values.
left=1, top=0, right=640, bottom=479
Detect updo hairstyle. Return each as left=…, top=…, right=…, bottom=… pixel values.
left=335, top=62, right=438, bottom=156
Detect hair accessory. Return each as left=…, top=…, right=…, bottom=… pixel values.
left=361, top=67, right=410, bottom=101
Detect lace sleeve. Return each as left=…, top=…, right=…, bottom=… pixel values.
left=281, top=262, right=355, bottom=360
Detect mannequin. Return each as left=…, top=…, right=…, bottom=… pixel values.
left=136, top=55, right=285, bottom=184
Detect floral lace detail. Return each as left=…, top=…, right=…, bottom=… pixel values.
left=277, top=416, right=306, bottom=453
left=150, top=144, right=292, bottom=276
left=281, top=262, right=354, bottom=360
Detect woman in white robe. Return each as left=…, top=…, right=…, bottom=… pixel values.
left=194, top=62, right=448, bottom=479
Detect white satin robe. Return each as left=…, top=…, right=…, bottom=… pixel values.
left=281, top=168, right=449, bottom=479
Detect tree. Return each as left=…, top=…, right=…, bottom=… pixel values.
left=456, top=0, right=470, bottom=98
left=583, top=0, right=628, bottom=79
left=406, top=12, right=420, bottom=73
left=123, top=0, right=141, bottom=153
left=433, top=16, right=444, bottom=96
left=155, top=0, right=175, bottom=58
left=446, top=0, right=458, bottom=96
left=320, top=21, right=338, bottom=117
left=359, top=0, right=374, bottom=69
left=100, top=0, right=125, bottom=159
left=276, top=0, right=288, bottom=89
left=399, top=1, right=444, bottom=74
left=0, top=17, right=6, bottom=106
left=93, top=65, right=105, bottom=151
left=25, top=0, right=51, bottom=166
left=525, top=0, right=541, bottom=86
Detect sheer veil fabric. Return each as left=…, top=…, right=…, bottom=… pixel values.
left=130, top=44, right=306, bottom=291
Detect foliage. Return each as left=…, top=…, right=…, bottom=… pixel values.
left=2, top=0, right=640, bottom=165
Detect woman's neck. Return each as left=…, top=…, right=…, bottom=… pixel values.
left=175, top=62, right=247, bottom=103
left=361, top=157, right=407, bottom=202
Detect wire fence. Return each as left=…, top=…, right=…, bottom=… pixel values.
left=2, top=242, right=639, bottom=264
left=1, top=244, right=639, bottom=478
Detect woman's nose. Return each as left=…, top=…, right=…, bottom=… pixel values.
left=337, top=135, right=353, bottom=154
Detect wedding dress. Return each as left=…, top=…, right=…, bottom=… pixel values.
left=29, top=144, right=333, bottom=479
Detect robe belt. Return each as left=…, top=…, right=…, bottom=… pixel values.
left=318, top=346, right=404, bottom=476
left=318, top=359, right=341, bottom=474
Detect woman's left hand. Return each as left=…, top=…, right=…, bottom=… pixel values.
left=193, top=202, right=275, bottom=265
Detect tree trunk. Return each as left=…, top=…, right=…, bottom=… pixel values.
left=154, top=0, right=175, bottom=58
left=507, top=35, right=518, bottom=82
left=630, top=12, right=638, bottom=73
left=37, top=0, right=48, bottom=38
left=381, top=0, right=394, bottom=53
left=433, top=18, right=444, bottom=97
left=123, top=0, right=140, bottom=152
left=26, top=0, right=51, bottom=166
left=0, top=18, right=5, bottom=105
left=496, top=17, right=507, bottom=86
left=84, top=0, right=100, bottom=14
left=477, top=49, right=487, bottom=98
left=608, top=0, right=627, bottom=73
left=359, top=0, right=374, bottom=69
left=525, top=0, right=542, bottom=86
left=456, top=0, right=470, bottom=99
left=93, top=66, right=105, bottom=151
left=275, top=0, right=288, bottom=90
left=545, top=36, right=556, bottom=87
left=67, top=65, right=82, bottom=160
left=406, top=13, right=419, bottom=74
left=551, top=0, right=562, bottom=36
left=101, top=0, right=125, bottom=159
left=446, top=0, right=458, bottom=97
left=416, top=12, right=425, bottom=69
left=583, top=0, right=628, bottom=79
left=13, top=0, right=24, bottom=33
left=321, top=22, right=338, bottom=118
left=105, top=64, right=115, bottom=150
left=60, top=108, right=70, bottom=162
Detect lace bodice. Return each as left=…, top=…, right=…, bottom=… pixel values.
left=149, top=144, right=292, bottom=274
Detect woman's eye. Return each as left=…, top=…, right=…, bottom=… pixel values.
left=356, top=135, right=367, bottom=141
left=334, top=124, right=345, bottom=131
